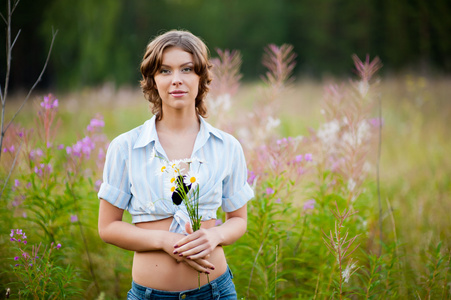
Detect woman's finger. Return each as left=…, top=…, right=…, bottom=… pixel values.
left=174, top=229, right=201, bottom=248
left=193, top=258, right=215, bottom=270
left=178, top=244, right=208, bottom=258
left=185, top=222, right=193, bottom=234
left=183, top=258, right=215, bottom=273
left=173, top=238, right=204, bottom=255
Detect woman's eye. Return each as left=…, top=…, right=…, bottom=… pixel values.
left=182, top=67, right=192, bottom=73
left=160, top=69, right=170, bottom=74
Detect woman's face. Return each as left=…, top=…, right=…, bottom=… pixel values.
left=154, top=47, right=200, bottom=115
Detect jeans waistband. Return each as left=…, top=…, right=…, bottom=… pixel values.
left=131, top=266, right=233, bottom=297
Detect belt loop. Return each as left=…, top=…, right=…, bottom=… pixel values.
left=228, top=266, right=234, bottom=279
left=144, top=287, right=152, bottom=299
left=211, top=280, right=219, bottom=299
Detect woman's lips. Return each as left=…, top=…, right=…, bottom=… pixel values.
left=170, top=91, right=187, bottom=97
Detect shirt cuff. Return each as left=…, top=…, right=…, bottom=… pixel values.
left=222, top=183, right=254, bottom=212
left=98, top=182, right=132, bottom=210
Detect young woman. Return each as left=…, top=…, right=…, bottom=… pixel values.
left=98, top=30, right=254, bottom=299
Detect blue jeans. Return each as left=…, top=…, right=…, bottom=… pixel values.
left=127, top=267, right=237, bottom=300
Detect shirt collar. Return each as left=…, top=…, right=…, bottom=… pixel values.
left=133, top=115, right=222, bottom=150
left=133, top=116, right=158, bottom=149
left=199, top=115, right=223, bottom=141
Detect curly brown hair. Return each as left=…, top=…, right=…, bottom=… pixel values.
left=140, top=30, right=212, bottom=120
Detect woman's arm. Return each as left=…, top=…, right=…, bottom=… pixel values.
left=173, top=204, right=247, bottom=260
left=98, top=199, right=215, bottom=273
left=98, top=199, right=168, bottom=251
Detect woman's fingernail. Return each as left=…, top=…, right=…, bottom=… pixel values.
left=174, top=245, right=179, bottom=248
left=206, top=271, right=210, bottom=274
left=173, top=251, right=178, bottom=254
left=179, top=253, right=183, bottom=257
left=211, top=267, right=215, bottom=270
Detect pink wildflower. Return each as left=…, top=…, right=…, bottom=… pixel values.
left=266, top=187, right=275, bottom=195
left=247, top=171, right=256, bottom=184
left=95, top=180, right=102, bottom=189
left=98, top=148, right=105, bottom=160
left=87, top=117, right=105, bottom=132
left=303, top=199, right=316, bottom=211
left=40, top=95, right=59, bottom=110
left=30, top=148, right=44, bottom=159
left=34, top=166, right=43, bottom=176
left=369, top=118, right=384, bottom=127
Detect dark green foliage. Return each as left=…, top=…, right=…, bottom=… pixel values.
left=3, top=0, right=451, bottom=90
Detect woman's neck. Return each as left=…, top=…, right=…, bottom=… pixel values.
left=156, top=111, right=200, bottom=135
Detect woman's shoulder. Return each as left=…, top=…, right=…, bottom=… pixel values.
left=202, top=118, right=242, bottom=148
left=208, top=128, right=245, bottom=157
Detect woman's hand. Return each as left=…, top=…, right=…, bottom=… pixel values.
left=174, top=205, right=248, bottom=261
left=162, top=232, right=215, bottom=274
left=172, top=223, right=222, bottom=260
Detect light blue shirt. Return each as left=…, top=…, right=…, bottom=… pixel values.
left=98, top=115, right=254, bottom=234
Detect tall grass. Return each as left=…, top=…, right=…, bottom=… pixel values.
left=1, top=47, right=450, bottom=299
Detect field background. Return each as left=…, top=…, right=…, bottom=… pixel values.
left=1, top=0, right=451, bottom=298
left=2, top=72, right=450, bottom=299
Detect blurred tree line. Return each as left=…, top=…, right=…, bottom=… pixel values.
left=2, top=0, right=450, bottom=91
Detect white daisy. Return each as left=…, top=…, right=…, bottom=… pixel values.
left=166, top=181, right=178, bottom=197
left=169, top=160, right=180, bottom=169
left=181, top=158, right=193, bottom=164
left=191, top=157, right=205, bottom=164
left=184, top=171, right=200, bottom=189
left=167, top=171, right=179, bottom=186
left=156, top=163, right=168, bottom=176
left=168, top=160, right=185, bottom=174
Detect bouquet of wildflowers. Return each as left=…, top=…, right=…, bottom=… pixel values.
left=151, top=149, right=210, bottom=287
left=151, top=149, right=203, bottom=232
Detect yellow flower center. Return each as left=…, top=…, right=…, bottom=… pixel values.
left=161, top=166, right=166, bottom=172
left=190, top=177, right=196, bottom=183
left=170, top=177, right=176, bottom=183
left=170, top=186, right=176, bottom=192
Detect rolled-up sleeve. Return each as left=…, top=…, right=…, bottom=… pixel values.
left=98, top=138, right=132, bottom=209
left=221, top=140, right=254, bottom=212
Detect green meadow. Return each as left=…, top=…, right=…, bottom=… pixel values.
left=1, top=69, right=450, bottom=299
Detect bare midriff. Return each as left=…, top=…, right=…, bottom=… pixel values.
left=133, top=217, right=228, bottom=291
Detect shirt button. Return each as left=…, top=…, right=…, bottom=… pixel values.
left=180, top=294, right=186, bottom=299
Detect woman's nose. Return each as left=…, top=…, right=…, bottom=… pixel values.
left=172, top=72, right=182, bottom=85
